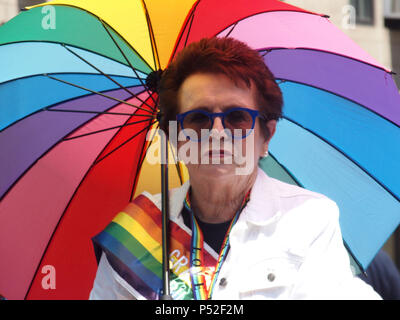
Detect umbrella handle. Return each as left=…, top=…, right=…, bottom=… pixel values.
left=160, top=131, right=173, bottom=300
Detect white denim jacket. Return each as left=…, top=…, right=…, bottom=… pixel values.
left=90, top=167, right=381, bottom=300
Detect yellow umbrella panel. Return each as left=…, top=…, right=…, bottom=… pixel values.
left=31, top=0, right=197, bottom=70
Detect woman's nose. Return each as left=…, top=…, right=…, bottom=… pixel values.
left=211, top=116, right=224, bottom=131
left=210, top=116, right=229, bottom=140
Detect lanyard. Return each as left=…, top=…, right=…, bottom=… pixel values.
left=184, top=189, right=251, bottom=300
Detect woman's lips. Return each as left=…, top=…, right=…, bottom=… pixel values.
left=206, top=149, right=233, bottom=158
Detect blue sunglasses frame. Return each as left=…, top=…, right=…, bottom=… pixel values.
left=176, top=107, right=264, bottom=142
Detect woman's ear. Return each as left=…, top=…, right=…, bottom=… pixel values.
left=265, top=120, right=277, bottom=142
left=264, top=119, right=277, bottom=152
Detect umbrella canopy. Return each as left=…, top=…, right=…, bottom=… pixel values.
left=0, top=0, right=399, bottom=300
left=170, top=0, right=400, bottom=273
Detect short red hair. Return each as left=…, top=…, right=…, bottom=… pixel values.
left=158, top=37, right=283, bottom=138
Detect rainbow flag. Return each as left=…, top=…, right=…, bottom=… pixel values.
left=92, top=194, right=217, bottom=300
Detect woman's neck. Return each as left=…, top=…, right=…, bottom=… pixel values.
left=188, top=171, right=257, bottom=223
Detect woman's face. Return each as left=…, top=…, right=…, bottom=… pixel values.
left=176, top=72, right=276, bottom=180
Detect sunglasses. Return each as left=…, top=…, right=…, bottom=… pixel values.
left=176, top=107, right=265, bottom=142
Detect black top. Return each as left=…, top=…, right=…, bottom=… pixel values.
left=181, top=205, right=232, bottom=254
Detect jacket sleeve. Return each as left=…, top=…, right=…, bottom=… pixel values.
left=290, top=199, right=382, bottom=300
left=89, top=253, right=138, bottom=300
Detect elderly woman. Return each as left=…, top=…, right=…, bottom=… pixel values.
left=90, top=37, right=380, bottom=300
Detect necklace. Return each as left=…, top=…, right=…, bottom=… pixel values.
left=184, top=189, right=251, bottom=300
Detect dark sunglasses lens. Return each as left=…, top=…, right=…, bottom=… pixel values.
left=225, top=109, right=254, bottom=138
left=182, top=111, right=211, bottom=135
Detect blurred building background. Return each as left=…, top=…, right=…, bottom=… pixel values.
left=0, top=0, right=17, bottom=25
left=1, top=0, right=399, bottom=268
left=0, top=0, right=47, bottom=25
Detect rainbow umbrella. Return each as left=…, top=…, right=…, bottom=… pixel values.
left=0, top=0, right=399, bottom=300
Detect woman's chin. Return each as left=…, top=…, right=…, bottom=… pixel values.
left=185, top=155, right=257, bottom=178
left=189, top=163, right=238, bottom=178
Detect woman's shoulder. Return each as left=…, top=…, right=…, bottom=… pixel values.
left=272, top=177, right=331, bottom=201
left=258, top=168, right=337, bottom=207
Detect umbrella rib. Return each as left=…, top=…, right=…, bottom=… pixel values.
left=0, top=97, right=138, bottom=201
left=93, top=120, right=156, bottom=166
left=170, top=0, right=200, bottom=59
left=277, top=78, right=400, bottom=130
left=43, top=73, right=155, bottom=115
left=22, top=107, right=150, bottom=300
left=42, top=107, right=154, bottom=118
left=98, top=18, right=157, bottom=105
left=129, top=123, right=160, bottom=202
left=62, top=118, right=155, bottom=141
left=259, top=47, right=392, bottom=74
left=60, top=43, right=156, bottom=112
left=23, top=97, right=155, bottom=299
left=129, top=122, right=184, bottom=195
left=0, top=86, right=150, bottom=202
left=142, top=0, right=161, bottom=71
left=0, top=71, right=153, bottom=133
left=284, top=116, right=400, bottom=203
left=128, top=96, right=163, bottom=199
left=183, top=9, right=196, bottom=48
left=168, top=138, right=184, bottom=185
left=223, top=22, right=238, bottom=38
left=261, top=49, right=271, bottom=57
left=268, top=152, right=304, bottom=188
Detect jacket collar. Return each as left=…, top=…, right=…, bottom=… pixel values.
left=163, top=166, right=282, bottom=226
left=241, top=167, right=282, bottom=226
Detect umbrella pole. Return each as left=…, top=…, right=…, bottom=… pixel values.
left=160, top=131, right=173, bottom=300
